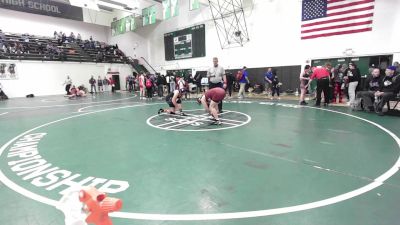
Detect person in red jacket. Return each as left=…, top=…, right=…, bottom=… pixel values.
left=109, top=77, right=115, bottom=93
left=310, top=63, right=332, bottom=106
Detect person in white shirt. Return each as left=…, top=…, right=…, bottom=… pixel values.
left=207, top=57, right=227, bottom=113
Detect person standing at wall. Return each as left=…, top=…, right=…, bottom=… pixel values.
left=145, top=74, right=154, bottom=99
left=299, top=65, right=311, bottom=105
left=264, top=68, right=274, bottom=96
left=63, top=76, right=72, bottom=95
left=97, top=76, right=103, bottom=92
left=226, top=72, right=234, bottom=98
left=331, top=64, right=345, bottom=104
left=125, top=76, right=129, bottom=91
left=103, top=76, right=109, bottom=92
left=157, top=74, right=165, bottom=98
left=139, top=73, right=145, bottom=99
left=193, top=72, right=202, bottom=96
left=169, top=74, right=176, bottom=93
left=344, top=62, right=361, bottom=107
left=271, top=74, right=281, bottom=100
left=207, top=57, right=227, bottom=113
left=310, top=63, right=332, bottom=107
left=237, top=67, right=250, bottom=99
left=89, top=76, right=97, bottom=94
left=128, top=75, right=134, bottom=93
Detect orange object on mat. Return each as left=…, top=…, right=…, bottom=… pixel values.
left=79, top=187, right=122, bottom=225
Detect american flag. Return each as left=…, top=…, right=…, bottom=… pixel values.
left=301, top=0, right=375, bottom=40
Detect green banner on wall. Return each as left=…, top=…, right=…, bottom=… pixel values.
left=111, top=15, right=137, bottom=36
left=162, top=0, right=171, bottom=20
left=190, top=0, right=200, bottom=10
left=142, top=5, right=157, bottom=26
left=163, top=0, right=179, bottom=20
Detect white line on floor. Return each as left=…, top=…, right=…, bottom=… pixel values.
left=185, top=113, right=245, bottom=124
left=0, top=96, right=136, bottom=110
left=77, top=102, right=140, bottom=112
left=155, top=114, right=209, bottom=128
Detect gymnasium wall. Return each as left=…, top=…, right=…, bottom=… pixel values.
left=0, top=61, right=133, bottom=98
left=0, top=7, right=110, bottom=41
left=138, top=0, right=400, bottom=74
left=107, top=29, right=151, bottom=63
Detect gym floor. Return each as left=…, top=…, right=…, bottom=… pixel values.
left=0, top=92, right=399, bottom=225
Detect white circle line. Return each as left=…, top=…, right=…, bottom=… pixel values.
left=146, top=110, right=251, bottom=132
left=0, top=103, right=398, bottom=221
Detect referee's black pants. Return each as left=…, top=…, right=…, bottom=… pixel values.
left=316, top=78, right=329, bottom=106
left=209, top=82, right=223, bottom=113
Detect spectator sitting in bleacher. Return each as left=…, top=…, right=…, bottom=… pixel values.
left=22, top=33, right=30, bottom=42
left=96, top=51, right=104, bottom=62
left=69, top=32, right=75, bottom=42
left=8, top=44, right=16, bottom=54
left=46, top=43, right=57, bottom=59
left=0, top=30, right=5, bottom=41
left=1, top=44, right=7, bottom=54
left=53, top=31, right=58, bottom=39
left=57, top=47, right=66, bottom=61
left=114, top=48, right=125, bottom=59
left=15, top=43, right=24, bottom=56
left=100, top=42, right=106, bottom=50
left=77, top=33, right=82, bottom=43
left=90, top=41, right=96, bottom=49
left=57, top=34, right=62, bottom=45
left=82, top=40, right=89, bottom=50
left=37, top=42, right=45, bottom=55
left=24, top=43, right=31, bottom=54
left=61, top=32, right=67, bottom=43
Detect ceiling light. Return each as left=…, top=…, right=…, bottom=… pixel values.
left=70, top=0, right=100, bottom=11
left=97, top=1, right=126, bottom=10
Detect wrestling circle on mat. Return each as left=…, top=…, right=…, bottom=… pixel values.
left=0, top=101, right=399, bottom=221
left=147, top=109, right=251, bottom=131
